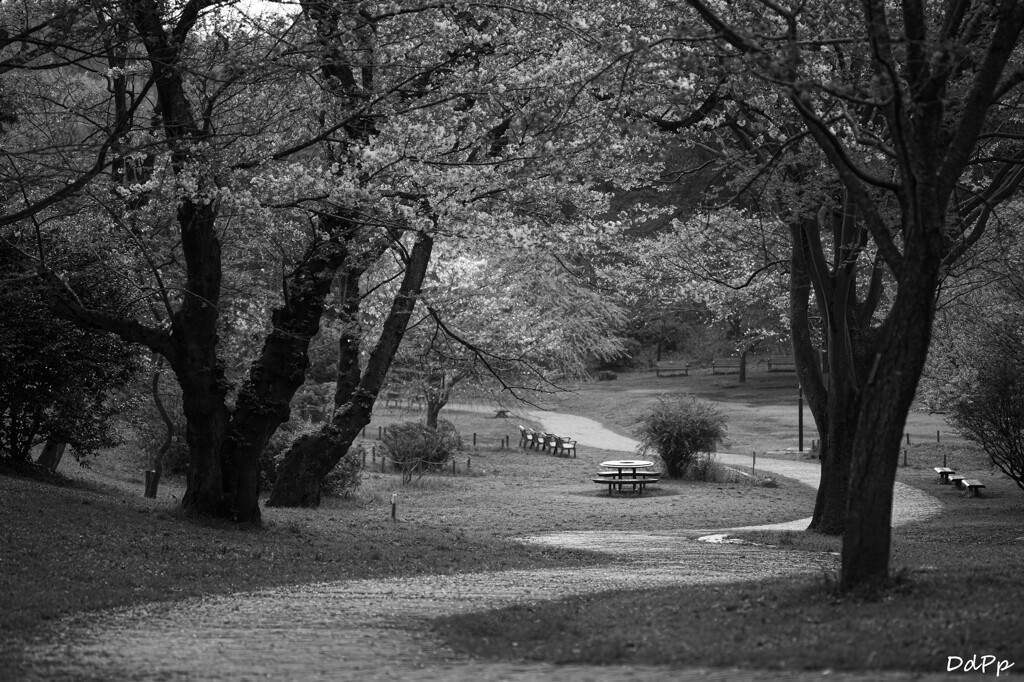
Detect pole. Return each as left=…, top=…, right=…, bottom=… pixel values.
left=798, top=385, right=804, bottom=452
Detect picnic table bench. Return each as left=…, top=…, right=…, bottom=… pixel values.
left=592, top=477, right=658, bottom=495
left=933, top=466, right=955, bottom=484
left=962, top=479, right=986, bottom=497
left=768, top=356, right=796, bottom=372
left=712, top=357, right=742, bottom=374
left=655, top=360, right=690, bottom=377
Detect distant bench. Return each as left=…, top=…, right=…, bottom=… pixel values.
left=655, top=360, right=690, bottom=377
left=962, top=479, right=986, bottom=497
left=712, top=357, right=742, bottom=374
left=768, top=356, right=796, bottom=372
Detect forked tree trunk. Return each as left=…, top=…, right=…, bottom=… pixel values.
left=267, top=232, right=434, bottom=507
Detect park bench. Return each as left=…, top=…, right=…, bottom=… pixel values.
left=768, top=356, right=796, bottom=372
left=592, top=477, right=659, bottom=495
left=933, top=466, right=955, bottom=484
left=949, top=474, right=966, bottom=489
left=554, top=436, right=578, bottom=458
left=712, top=357, right=742, bottom=374
left=655, top=360, right=690, bottom=377
left=962, top=479, right=986, bottom=497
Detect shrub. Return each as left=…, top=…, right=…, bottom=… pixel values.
left=321, top=443, right=363, bottom=498
left=949, top=362, right=1024, bottom=492
left=259, top=418, right=320, bottom=489
left=633, top=395, right=727, bottom=479
left=382, top=419, right=462, bottom=480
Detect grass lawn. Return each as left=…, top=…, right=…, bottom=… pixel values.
left=3, top=363, right=1023, bottom=676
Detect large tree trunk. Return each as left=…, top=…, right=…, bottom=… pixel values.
left=35, top=440, right=67, bottom=471
left=222, top=233, right=349, bottom=516
left=267, top=231, right=434, bottom=507
left=841, top=209, right=943, bottom=589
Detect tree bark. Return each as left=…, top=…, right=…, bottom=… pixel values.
left=841, top=217, right=943, bottom=590
left=267, top=231, right=434, bottom=507
left=35, top=440, right=67, bottom=471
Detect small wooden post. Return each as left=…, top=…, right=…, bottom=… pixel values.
left=391, top=493, right=397, bottom=522
left=906, top=433, right=911, bottom=445
left=362, top=449, right=366, bottom=467
left=902, top=449, right=907, bottom=467
left=473, top=432, right=477, bottom=449
left=943, top=452, right=947, bottom=468
left=752, top=450, right=756, bottom=475
left=452, top=459, right=456, bottom=474
left=381, top=453, right=385, bottom=473
left=378, top=426, right=383, bottom=439
left=372, top=446, right=376, bottom=463
left=467, top=456, right=471, bottom=473
left=937, top=430, right=940, bottom=443
left=362, top=426, right=366, bottom=438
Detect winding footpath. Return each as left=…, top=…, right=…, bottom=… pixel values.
left=15, top=411, right=957, bottom=682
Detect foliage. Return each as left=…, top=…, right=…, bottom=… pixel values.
left=320, top=443, right=363, bottom=498
left=260, top=419, right=323, bottom=490
left=633, top=395, right=727, bottom=479
left=381, top=420, right=463, bottom=480
left=0, top=245, right=144, bottom=463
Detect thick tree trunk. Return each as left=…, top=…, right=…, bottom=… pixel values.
left=841, top=219, right=943, bottom=590
left=35, top=440, right=66, bottom=471
left=267, top=231, right=434, bottom=507
left=223, top=234, right=348, bottom=516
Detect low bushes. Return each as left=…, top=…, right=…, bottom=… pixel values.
left=381, top=419, right=463, bottom=482
left=634, top=395, right=727, bottom=479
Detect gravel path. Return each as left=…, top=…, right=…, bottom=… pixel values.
left=14, top=411, right=954, bottom=682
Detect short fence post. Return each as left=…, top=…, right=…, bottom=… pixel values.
left=937, top=430, right=940, bottom=443
left=379, top=426, right=383, bottom=440
left=473, top=432, right=477, bottom=449
left=372, top=446, right=376, bottom=463
left=391, top=493, right=397, bottom=522
left=903, top=449, right=907, bottom=467
left=906, top=433, right=911, bottom=445
left=467, top=456, right=471, bottom=473
left=452, top=459, right=456, bottom=474
left=752, top=450, right=756, bottom=475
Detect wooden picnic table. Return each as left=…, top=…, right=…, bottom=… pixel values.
left=594, top=460, right=658, bottom=495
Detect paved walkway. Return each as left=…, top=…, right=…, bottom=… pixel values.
left=15, top=411, right=955, bottom=682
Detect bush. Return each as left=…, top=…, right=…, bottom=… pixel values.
left=949, top=363, right=1024, bottom=492
left=633, top=395, right=727, bottom=479
left=382, top=419, right=462, bottom=480
left=321, top=443, right=363, bottom=498
left=259, top=418, right=320, bottom=489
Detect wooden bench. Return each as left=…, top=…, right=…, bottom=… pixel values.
left=517, top=426, right=537, bottom=449
left=593, top=477, right=659, bottom=495
left=712, top=357, right=742, bottom=374
left=933, top=466, right=955, bottom=484
left=950, top=475, right=966, bottom=489
left=768, top=356, right=796, bottom=372
left=554, top=437, right=577, bottom=458
left=962, top=479, right=986, bottom=497
left=655, top=360, right=690, bottom=377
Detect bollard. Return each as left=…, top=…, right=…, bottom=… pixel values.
left=391, top=493, right=397, bottom=522
left=906, top=433, right=911, bottom=445
left=473, top=432, right=477, bottom=449
left=452, top=459, right=456, bottom=474
left=467, top=456, right=471, bottom=473
left=752, top=450, right=756, bottom=475
left=381, top=453, right=385, bottom=473
left=378, top=426, right=383, bottom=440
left=943, top=452, right=947, bottom=468
left=372, top=446, right=376, bottom=463
left=903, top=449, right=907, bottom=467
left=937, top=430, right=941, bottom=443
